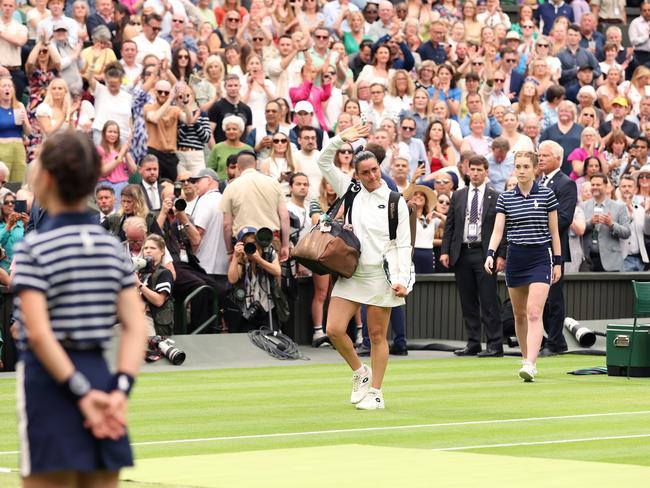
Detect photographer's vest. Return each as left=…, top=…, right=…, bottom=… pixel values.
left=148, top=265, right=174, bottom=330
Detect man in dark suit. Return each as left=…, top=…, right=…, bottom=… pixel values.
left=139, top=154, right=162, bottom=212
left=441, top=156, right=506, bottom=357
left=501, top=48, right=524, bottom=103
left=537, top=141, right=578, bottom=355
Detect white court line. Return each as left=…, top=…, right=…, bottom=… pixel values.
left=1, top=410, right=649, bottom=455
left=433, top=433, right=650, bottom=451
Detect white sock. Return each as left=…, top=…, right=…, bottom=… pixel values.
left=368, top=387, right=380, bottom=394
left=354, top=365, right=366, bottom=375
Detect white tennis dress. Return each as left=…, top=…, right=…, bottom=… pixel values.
left=318, top=136, right=413, bottom=307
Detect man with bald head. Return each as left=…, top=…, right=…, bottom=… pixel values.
left=220, top=151, right=290, bottom=262
left=144, top=79, right=193, bottom=181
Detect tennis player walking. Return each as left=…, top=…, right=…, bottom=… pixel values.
left=484, top=151, right=562, bottom=382
left=319, top=124, right=413, bottom=410
left=14, top=132, right=148, bottom=487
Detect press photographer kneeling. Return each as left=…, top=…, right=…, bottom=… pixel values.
left=226, top=227, right=281, bottom=333
left=135, top=234, right=174, bottom=337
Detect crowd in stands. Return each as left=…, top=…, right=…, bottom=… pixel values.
left=1, top=0, right=650, bottom=343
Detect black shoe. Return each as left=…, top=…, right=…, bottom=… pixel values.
left=539, top=346, right=567, bottom=357
left=453, top=345, right=482, bottom=356
left=356, top=343, right=371, bottom=356
left=477, top=348, right=504, bottom=358
left=389, top=343, right=408, bottom=356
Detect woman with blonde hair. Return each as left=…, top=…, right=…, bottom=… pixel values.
left=568, top=127, right=604, bottom=178
left=260, top=132, right=299, bottom=195
left=533, top=35, right=561, bottom=81
left=0, top=78, right=31, bottom=182
left=103, top=183, right=163, bottom=241
left=36, top=77, right=74, bottom=138
left=415, top=60, right=436, bottom=91
left=335, top=11, right=369, bottom=55
left=400, top=87, right=433, bottom=140
left=550, top=18, right=568, bottom=54
left=526, top=57, right=553, bottom=98
left=462, top=0, right=481, bottom=44
left=619, top=65, right=650, bottom=116
left=242, top=54, right=276, bottom=127
left=386, top=70, right=415, bottom=113
left=193, top=54, right=225, bottom=112
left=596, top=65, right=623, bottom=114
left=578, top=106, right=599, bottom=130
left=512, top=81, right=542, bottom=124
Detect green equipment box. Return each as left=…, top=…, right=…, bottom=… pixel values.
left=607, top=324, right=650, bottom=377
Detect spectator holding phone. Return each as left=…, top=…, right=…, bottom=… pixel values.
left=0, top=192, right=28, bottom=273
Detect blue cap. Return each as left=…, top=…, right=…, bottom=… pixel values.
left=237, top=226, right=257, bottom=241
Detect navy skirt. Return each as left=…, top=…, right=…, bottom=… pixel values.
left=505, top=244, right=552, bottom=288
left=16, top=349, right=133, bottom=477
left=413, top=247, right=435, bottom=274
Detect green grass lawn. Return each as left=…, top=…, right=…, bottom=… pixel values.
left=1, top=355, right=649, bottom=487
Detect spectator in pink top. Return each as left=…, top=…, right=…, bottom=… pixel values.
left=290, top=60, right=332, bottom=132
left=96, top=120, right=137, bottom=209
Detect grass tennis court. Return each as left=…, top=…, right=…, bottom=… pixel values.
left=1, top=355, right=649, bottom=487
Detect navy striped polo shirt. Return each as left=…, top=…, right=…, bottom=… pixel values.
left=12, top=212, right=134, bottom=350
left=496, top=182, right=558, bottom=246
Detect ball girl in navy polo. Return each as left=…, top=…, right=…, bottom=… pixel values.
left=13, top=132, right=148, bottom=487
left=484, top=151, right=562, bottom=382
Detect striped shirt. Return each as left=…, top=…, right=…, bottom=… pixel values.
left=12, top=212, right=134, bottom=350
left=496, top=183, right=558, bottom=246
left=177, top=112, right=212, bottom=151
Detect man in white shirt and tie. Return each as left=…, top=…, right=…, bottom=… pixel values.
left=140, top=154, right=161, bottom=212
left=95, top=185, right=116, bottom=223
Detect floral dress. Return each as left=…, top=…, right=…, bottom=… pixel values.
left=26, top=68, right=57, bottom=163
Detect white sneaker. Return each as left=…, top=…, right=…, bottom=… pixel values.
left=356, top=388, right=385, bottom=410
left=519, top=362, right=537, bottom=382
left=354, top=329, right=363, bottom=347
left=350, top=365, right=372, bottom=404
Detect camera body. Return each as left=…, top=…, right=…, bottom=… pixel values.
left=172, top=182, right=187, bottom=212
left=132, top=255, right=154, bottom=274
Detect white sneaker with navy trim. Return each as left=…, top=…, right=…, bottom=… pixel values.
left=356, top=388, right=385, bottom=410
left=350, top=365, right=372, bottom=404
left=519, top=362, right=537, bottom=382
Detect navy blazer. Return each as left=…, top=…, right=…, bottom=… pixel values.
left=509, top=71, right=524, bottom=102
left=545, top=171, right=577, bottom=261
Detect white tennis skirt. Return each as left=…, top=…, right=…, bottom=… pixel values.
left=332, top=264, right=405, bottom=308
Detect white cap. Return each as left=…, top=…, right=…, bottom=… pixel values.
left=294, top=100, right=314, bottom=114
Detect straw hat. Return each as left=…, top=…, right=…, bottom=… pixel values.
left=403, top=184, right=437, bottom=210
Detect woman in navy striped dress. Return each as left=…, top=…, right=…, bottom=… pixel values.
left=13, top=132, right=148, bottom=487
left=484, top=151, right=562, bottom=382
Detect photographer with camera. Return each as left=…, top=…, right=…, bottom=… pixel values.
left=135, top=234, right=174, bottom=337
left=0, top=192, right=28, bottom=273
left=226, top=227, right=281, bottom=333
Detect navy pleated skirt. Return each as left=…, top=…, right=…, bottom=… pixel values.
left=505, top=244, right=552, bottom=288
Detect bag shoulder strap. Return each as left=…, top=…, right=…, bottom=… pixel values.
left=327, top=179, right=360, bottom=224
left=387, top=191, right=417, bottom=248
left=388, top=191, right=400, bottom=241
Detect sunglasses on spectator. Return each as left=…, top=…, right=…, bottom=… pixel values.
left=522, top=24, right=534, bottom=29
left=273, top=138, right=288, bottom=144
left=339, top=149, right=354, bottom=154
left=178, top=179, right=191, bottom=184
left=253, top=37, right=264, bottom=41
left=157, top=90, right=170, bottom=96
left=149, top=25, right=162, bottom=32
left=39, top=48, right=49, bottom=54
left=129, top=21, right=141, bottom=25
left=178, top=54, right=189, bottom=59
left=4, top=200, right=15, bottom=205
left=494, top=78, right=505, bottom=82
left=537, top=43, right=549, bottom=47
left=314, top=35, right=329, bottom=40
left=582, top=113, right=595, bottom=118
left=401, top=126, right=415, bottom=131
left=438, top=199, right=450, bottom=204
left=227, top=17, right=240, bottom=22
left=504, top=58, right=517, bottom=63
left=172, top=19, right=184, bottom=23
left=639, top=174, right=650, bottom=179
left=472, top=61, right=483, bottom=66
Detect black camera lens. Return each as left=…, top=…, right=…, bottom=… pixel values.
left=174, top=198, right=187, bottom=211
left=244, top=242, right=257, bottom=255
